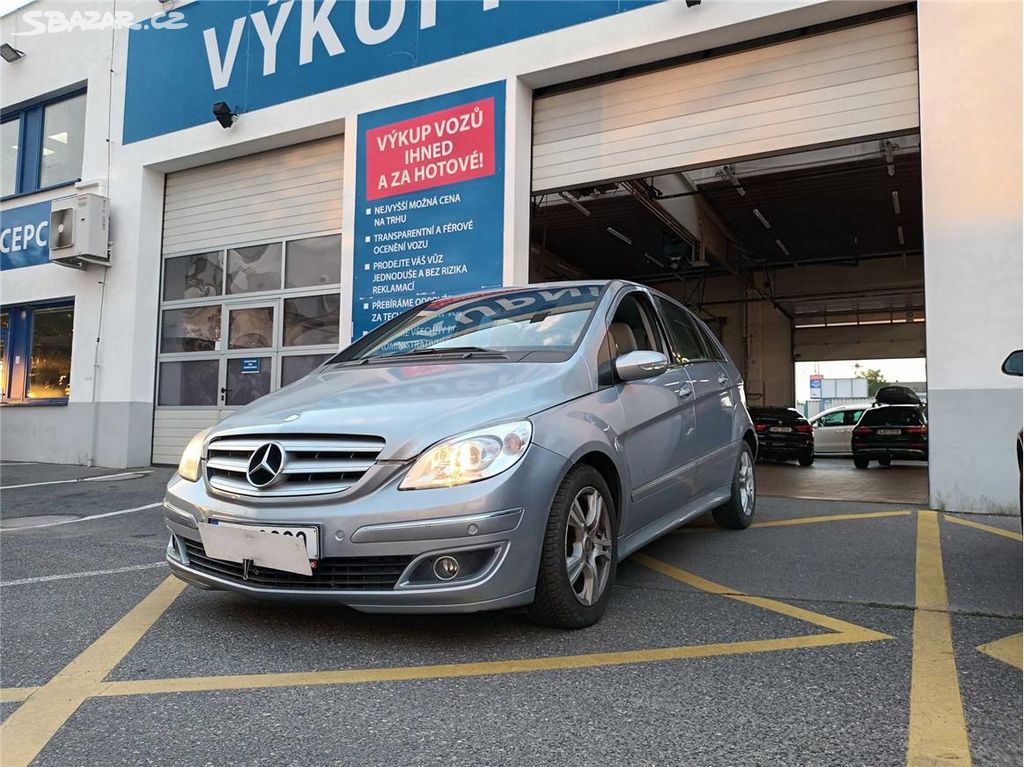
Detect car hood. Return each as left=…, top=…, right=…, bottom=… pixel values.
left=211, top=359, right=592, bottom=460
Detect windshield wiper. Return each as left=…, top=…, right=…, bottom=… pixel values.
left=409, top=346, right=494, bottom=355
left=360, top=346, right=507, bottom=363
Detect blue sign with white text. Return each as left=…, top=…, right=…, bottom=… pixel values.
left=123, top=0, right=660, bottom=143
left=240, top=357, right=262, bottom=373
left=0, top=201, right=51, bottom=271
left=351, top=81, right=505, bottom=338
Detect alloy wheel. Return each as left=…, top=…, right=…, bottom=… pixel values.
left=739, top=450, right=755, bottom=515
left=564, top=486, right=612, bottom=606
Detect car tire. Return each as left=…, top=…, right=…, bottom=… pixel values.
left=878, top=457, right=892, bottom=467
left=713, top=442, right=757, bottom=530
left=854, top=456, right=870, bottom=469
left=527, top=464, right=617, bottom=630
left=798, top=451, right=814, bottom=467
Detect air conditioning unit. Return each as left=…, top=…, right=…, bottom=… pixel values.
left=49, top=193, right=110, bottom=268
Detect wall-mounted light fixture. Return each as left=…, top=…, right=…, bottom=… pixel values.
left=212, top=101, right=238, bottom=129
left=1, top=43, right=25, bottom=63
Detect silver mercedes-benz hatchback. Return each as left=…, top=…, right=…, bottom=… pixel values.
left=164, top=280, right=757, bottom=628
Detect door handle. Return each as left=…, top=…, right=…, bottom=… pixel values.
left=677, top=382, right=693, bottom=398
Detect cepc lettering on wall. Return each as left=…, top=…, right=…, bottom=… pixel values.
left=204, top=0, right=501, bottom=89
left=0, top=222, right=48, bottom=254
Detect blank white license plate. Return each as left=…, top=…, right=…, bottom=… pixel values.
left=877, top=428, right=901, bottom=436
left=769, top=426, right=792, bottom=433
left=210, top=520, right=319, bottom=559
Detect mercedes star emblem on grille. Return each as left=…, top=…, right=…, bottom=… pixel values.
left=246, top=442, right=286, bottom=488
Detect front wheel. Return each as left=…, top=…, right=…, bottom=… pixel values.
left=854, top=455, right=870, bottom=469
left=527, top=465, right=617, bottom=629
left=713, top=443, right=757, bottom=530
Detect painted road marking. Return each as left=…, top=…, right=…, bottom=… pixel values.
left=907, top=510, right=972, bottom=767
left=0, top=502, right=161, bottom=531
left=0, top=576, right=185, bottom=767
left=944, top=514, right=1023, bottom=542
left=976, top=633, right=1023, bottom=670
left=0, top=470, right=153, bottom=490
left=673, top=509, right=912, bottom=533
left=0, top=557, right=889, bottom=762
left=0, top=562, right=166, bottom=588
left=0, top=687, right=37, bottom=703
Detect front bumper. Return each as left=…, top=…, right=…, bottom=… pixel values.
left=162, top=444, right=568, bottom=613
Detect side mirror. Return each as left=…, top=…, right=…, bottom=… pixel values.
left=1002, top=350, right=1023, bottom=376
left=614, top=350, right=669, bottom=382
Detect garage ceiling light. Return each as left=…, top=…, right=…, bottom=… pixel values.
left=558, top=191, right=591, bottom=217
left=606, top=227, right=632, bottom=246
left=897, top=226, right=905, bottom=246
left=752, top=208, right=771, bottom=230
left=891, top=190, right=901, bottom=215
left=775, top=239, right=790, bottom=257
left=721, top=165, right=746, bottom=197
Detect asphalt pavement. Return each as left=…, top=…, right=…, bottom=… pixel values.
left=0, top=459, right=1020, bottom=766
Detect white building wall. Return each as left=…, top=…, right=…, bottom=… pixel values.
left=917, top=1, right=1023, bottom=513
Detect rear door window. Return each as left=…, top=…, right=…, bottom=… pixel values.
left=844, top=409, right=865, bottom=426
left=817, top=411, right=846, bottom=427
left=860, top=407, right=924, bottom=426
left=655, top=298, right=707, bottom=364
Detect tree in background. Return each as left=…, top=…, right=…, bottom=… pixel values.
left=857, top=368, right=888, bottom=397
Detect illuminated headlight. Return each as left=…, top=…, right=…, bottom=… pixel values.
left=177, top=428, right=211, bottom=482
left=400, top=421, right=532, bottom=490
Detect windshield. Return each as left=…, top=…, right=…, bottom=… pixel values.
left=335, top=284, right=605, bottom=361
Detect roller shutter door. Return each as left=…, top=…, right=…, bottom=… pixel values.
left=152, top=137, right=344, bottom=464
left=532, top=15, right=919, bottom=192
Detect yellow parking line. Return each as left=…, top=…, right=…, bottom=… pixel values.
left=753, top=510, right=912, bottom=529
left=976, top=633, right=1023, bottom=670
left=944, top=514, right=1023, bottom=542
left=0, top=577, right=185, bottom=767
left=632, top=553, right=890, bottom=639
left=907, top=511, right=971, bottom=767
left=97, top=632, right=874, bottom=697
left=0, top=687, right=37, bottom=703
left=673, top=510, right=912, bottom=533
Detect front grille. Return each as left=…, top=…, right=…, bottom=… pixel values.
left=205, top=433, right=385, bottom=497
left=181, top=538, right=412, bottom=591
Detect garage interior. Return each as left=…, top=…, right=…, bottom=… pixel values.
left=529, top=138, right=928, bottom=504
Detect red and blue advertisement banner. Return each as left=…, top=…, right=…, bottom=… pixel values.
left=352, top=81, right=505, bottom=338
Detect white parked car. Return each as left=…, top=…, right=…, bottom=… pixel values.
left=809, top=405, right=868, bottom=456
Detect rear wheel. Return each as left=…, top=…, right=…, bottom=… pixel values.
left=528, top=465, right=617, bottom=629
left=854, top=455, right=870, bottom=469
left=878, top=457, right=892, bottom=467
left=713, top=443, right=756, bottom=530
left=798, top=451, right=814, bottom=467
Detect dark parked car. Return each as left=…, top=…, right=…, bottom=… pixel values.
left=1001, top=350, right=1022, bottom=514
left=851, top=405, right=928, bottom=468
left=749, top=407, right=814, bottom=466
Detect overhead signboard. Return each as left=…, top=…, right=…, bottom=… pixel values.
left=351, top=81, right=505, bottom=338
left=809, top=374, right=823, bottom=400
left=123, top=0, right=660, bottom=143
left=0, top=201, right=51, bottom=271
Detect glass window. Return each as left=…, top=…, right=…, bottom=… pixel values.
left=697, top=322, right=725, bottom=361
left=39, top=93, right=86, bottom=188
left=226, top=357, right=271, bottom=406
left=228, top=307, right=274, bottom=349
left=817, top=411, right=846, bottom=427
left=27, top=306, right=74, bottom=399
left=281, top=353, right=330, bottom=387
left=158, top=360, right=219, bottom=406
left=608, top=293, right=663, bottom=355
left=227, top=243, right=282, bottom=294
left=285, top=235, right=341, bottom=289
left=860, top=406, right=925, bottom=426
left=163, top=252, right=223, bottom=301
left=1, top=118, right=19, bottom=197
left=656, top=298, right=706, bottom=363
left=284, top=294, right=340, bottom=347
left=845, top=409, right=865, bottom=426
left=160, top=306, right=222, bottom=353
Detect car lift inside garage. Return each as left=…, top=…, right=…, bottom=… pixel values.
left=529, top=134, right=928, bottom=505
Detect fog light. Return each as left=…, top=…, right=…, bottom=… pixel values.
left=433, top=555, right=460, bottom=581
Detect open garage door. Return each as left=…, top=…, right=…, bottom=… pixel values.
left=533, top=14, right=919, bottom=193
left=529, top=11, right=927, bottom=504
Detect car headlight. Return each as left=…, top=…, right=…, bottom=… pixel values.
left=177, top=428, right=212, bottom=482
left=399, top=420, right=533, bottom=490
